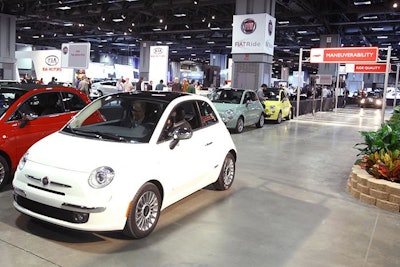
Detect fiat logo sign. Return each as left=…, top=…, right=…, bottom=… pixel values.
left=153, top=47, right=163, bottom=54
left=45, top=55, right=59, bottom=66
left=241, top=18, right=256, bottom=34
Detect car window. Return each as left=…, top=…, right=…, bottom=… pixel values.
left=0, top=90, right=24, bottom=117
left=61, top=92, right=87, bottom=111
left=158, top=101, right=199, bottom=142
left=198, top=101, right=218, bottom=127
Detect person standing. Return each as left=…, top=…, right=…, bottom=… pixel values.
left=124, top=77, right=134, bottom=92
left=256, top=84, right=267, bottom=108
left=155, top=79, right=166, bottom=90
left=136, top=77, right=143, bottom=91
left=78, top=76, right=90, bottom=96
left=147, top=80, right=153, bottom=91
left=186, top=80, right=196, bottom=94
left=182, top=78, right=189, bottom=92
left=171, top=77, right=182, bottom=92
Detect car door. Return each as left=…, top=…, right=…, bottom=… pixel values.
left=156, top=101, right=212, bottom=207
left=242, top=91, right=260, bottom=125
left=102, top=81, right=117, bottom=95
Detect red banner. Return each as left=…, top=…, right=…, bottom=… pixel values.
left=310, top=47, right=378, bottom=63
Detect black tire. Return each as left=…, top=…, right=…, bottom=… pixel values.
left=276, top=111, right=282, bottom=124
left=285, top=109, right=292, bottom=120
left=255, top=113, right=265, bottom=128
left=0, top=155, right=10, bottom=191
left=213, top=152, right=235, bottom=190
left=235, top=117, right=244, bottom=133
left=123, top=183, right=161, bottom=239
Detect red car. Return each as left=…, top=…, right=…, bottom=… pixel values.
left=0, top=84, right=91, bottom=190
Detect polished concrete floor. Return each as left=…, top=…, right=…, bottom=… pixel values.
left=1, top=105, right=399, bottom=267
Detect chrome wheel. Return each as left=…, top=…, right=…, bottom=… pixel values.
left=214, top=153, right=235, bottom=190
left=123, top=183, right=161, bottom=239
left=135, top=191, right=159, bottom=232
left=235, top=117, right=244, bottom=133
left=0, top=156, right=10, bottom=190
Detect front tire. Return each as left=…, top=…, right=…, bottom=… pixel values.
left=276, top=111, right=282, bottom=124
left=213, top=153, right=235, bottom=190
left=123, top=183, right=161, bottom=239
left=285, top=109, right=292, bottom=120
left=235, top=117, right=244, bottom=133
left=0, top=155, right=10, bottom=191
left=255, top=113, right=265, bottom=128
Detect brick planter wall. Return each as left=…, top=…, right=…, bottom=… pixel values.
left=347, top=165, right=400, bottom=212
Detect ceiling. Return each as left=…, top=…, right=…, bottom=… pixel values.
left=1, top=0, right=400, bottom=76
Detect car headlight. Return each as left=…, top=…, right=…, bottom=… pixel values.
left=360, top=99, right=365, bottom=104
left=88, top=166, right=115, bottom=188
left=269, top=105, right=276, bottom=113
left=376, top=100, right=382, bottom=105
left=18, top=152, right=29, bottom=170
left=224, top=109, right=234, bottom=119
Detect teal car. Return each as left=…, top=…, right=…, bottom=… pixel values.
left=211, top=88, right=265, bottom=133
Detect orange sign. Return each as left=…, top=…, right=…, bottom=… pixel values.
left=310, top=47, right=378, bottom=63
left=354, top=63, right=388, bottom=73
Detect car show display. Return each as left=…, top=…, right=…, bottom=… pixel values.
left=12, top=91, right=237, bottom=239
left=263, top=87, right=293, bottom=123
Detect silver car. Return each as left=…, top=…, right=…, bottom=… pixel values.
left=90, top=80, right=118, bottom=98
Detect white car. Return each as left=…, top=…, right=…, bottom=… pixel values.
left=90, top=80, right=118, bottom=98
left=13, top=91, right=237, bottom=239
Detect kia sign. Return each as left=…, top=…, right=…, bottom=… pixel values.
left=149, top=46, right=169, bottom=87
left=310, top=47, right=378, bottom=63
left=345, top=63, right=389, bottom=73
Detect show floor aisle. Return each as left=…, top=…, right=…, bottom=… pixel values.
left=0, top=106, right=398, bottom=267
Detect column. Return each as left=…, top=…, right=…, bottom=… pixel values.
left=0, top=14, right=17, bottom=80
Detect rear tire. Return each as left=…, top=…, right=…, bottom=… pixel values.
left=0, top=155, right=10, bottom=191
left=123, top=183, right=161, bottom=239
left=213, top=153, right=235, bottom=190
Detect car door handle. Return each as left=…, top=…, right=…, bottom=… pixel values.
left=205, top=142, right=213, bottom=146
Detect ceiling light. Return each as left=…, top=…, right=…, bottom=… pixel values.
left=186, top=46, right=193, bottom=49
left=172, top=50, right=177, bottom=53
left=377, top=35, right=388, bottom=39
left=159, top=19, right=163, bottom=23
left=22, top=26, right=31, bottom=30
left=174, top=13, right=186, bottom=17
left=66, top=33, right=73, bottom=36
left=64, top=23, right=73, bottom=26
left=182, top=35, right=191, bottom=39
left=371, top=27, right=384, bottom=31
left=205, top=50, right=211, bottom=52
left=152, top=28, right=162, bottom=31
left=193, top=1, right=198, bottom=4
left=298, top=30, right=307, bottom=34
left=278, top=21, right=289, bottom=25
left=56, top=6, right=71, bottom=10
left=210, top=27, right=220, bottom=30
left=211, top=15, right=215, bottom=20
left=363, top=15, right=377, bottom=19
left=394, top=2, right=398, bottom=8
left=353, top=1, right=371, bottom=5
left=311, top=38, right=320, bottom=41
left=185, top=24, right=189, bottom=29
left=164, top=25, right=168, bottom=30
left=207, top=41, right=215, bottom=44
left=113, top=18, right=123, bottom=22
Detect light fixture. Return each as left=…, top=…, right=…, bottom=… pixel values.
left=174, top=13, right=186, bottom=17
left=113, top=18, right=123, bottom=22
left=353, top=1, right=371, bottom=5
left=371, top=27, right=384, bottom=31
left=298, top=30, right=307, bottom=34
left=278, top=21, right=289, bottom=25
left=56, top=6, right=71, bottom=10
left=363, top=15, right=377, bottom=19
left=377, top=35, right=388, bottom=39
left=185, top=24, right=189, bottom=29
left=159, top=18, right=163, bottom=23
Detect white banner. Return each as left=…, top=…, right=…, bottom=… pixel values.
left=149, top=46, right=169, bottom=86
left=232, top=13, right=276, bottom=55
left=61, top=43, right=91, bottom=69
left=16, top=50, right=74, bottom=84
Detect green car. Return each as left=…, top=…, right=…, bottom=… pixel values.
left=211, top=88, right=265, bottom=133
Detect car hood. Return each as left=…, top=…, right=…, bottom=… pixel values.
left=26, top=131, right=149, bottom=172
left=212, top=102, right=239, bottom=112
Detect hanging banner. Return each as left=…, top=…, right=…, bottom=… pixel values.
left=310, top=47, right=378, bottom=63
left=149, top=46, right=169, bottom=87
left=61, top=43, right=91, bottom=69
left=232, top=13, right=276, bottom=55
left=345, top=63, right=389, bottom=73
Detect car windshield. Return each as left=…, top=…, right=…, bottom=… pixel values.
left=211, top=89, right=243, bottom=104
left=263, top=88, right=280, bottom=101
left=0, top=88, right=25, bottom=117
left=62, top=93, right=166, bottom=143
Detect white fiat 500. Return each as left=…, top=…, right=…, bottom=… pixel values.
left=13, top=91, right=237, bottom=239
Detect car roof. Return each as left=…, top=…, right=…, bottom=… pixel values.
left=105, top=90, right=193, bottom=103
left=0, top=83, right=72, bottom=92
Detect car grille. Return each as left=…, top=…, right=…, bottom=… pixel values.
left=14, top=194, right=89, bottom=224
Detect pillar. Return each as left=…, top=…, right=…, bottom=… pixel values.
left=0, top=14, right=17, bottom=80
left=231, top=0, right=275, bottom=89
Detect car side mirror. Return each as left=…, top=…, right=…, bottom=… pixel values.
left=169, top=127, right=193, bottom=149
left=18, top=113, right=38, bottom=128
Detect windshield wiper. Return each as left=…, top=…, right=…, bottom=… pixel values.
left=71, top=128, right=127, bottom=141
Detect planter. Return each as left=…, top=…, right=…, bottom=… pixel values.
left=347, top=165, right=400, bottom=212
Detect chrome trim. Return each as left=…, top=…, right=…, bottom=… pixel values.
left=25, top=174, right=71, bottom=188
left=61, top=203, right=106, bottom=213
